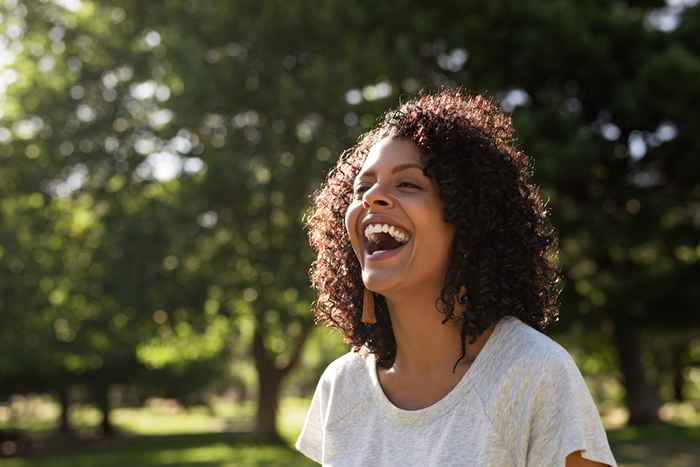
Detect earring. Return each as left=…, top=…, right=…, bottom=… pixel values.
left=362, top=288, right=377, bottom=324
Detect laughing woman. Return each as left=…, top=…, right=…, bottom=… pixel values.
left=296, top=88, right=617, bottom=467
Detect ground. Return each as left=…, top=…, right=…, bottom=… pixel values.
left=0, top=397, right=698, bottom=466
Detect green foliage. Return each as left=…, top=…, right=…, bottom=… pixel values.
left=1, top=0, right=699, bottom=436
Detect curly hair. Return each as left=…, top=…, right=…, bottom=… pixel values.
left=304, top=87, right=563, bottom=371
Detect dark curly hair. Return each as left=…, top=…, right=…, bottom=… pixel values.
left=304, top=87, right=563, bottom=371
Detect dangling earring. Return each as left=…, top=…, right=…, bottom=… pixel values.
left=362, top=288, right=377, bottom=324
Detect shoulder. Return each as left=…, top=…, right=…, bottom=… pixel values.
left=513, top=320, right=584, bottom=386
left=320, top=348, right=368, bottom=384
left=497, top=317, right=578, bottom=376
left=314, top=349, right=373, bottom=424
left=478, top=319, right=609, bottom=456
left=500, top=322, right=618, bottom=466
left=476, top=317, right=584, bottom=415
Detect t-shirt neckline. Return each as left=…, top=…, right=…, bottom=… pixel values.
left=366, top=315, right=517, bottom=425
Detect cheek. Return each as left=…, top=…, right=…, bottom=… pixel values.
left=434, top=209, right=455, bottom=244
left=443, top=225, right=456, bottom=252
left=418, top=203, right=454, bottom=249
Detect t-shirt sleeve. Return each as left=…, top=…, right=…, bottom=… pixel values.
left=294, top=369, right=328, bottom=464
left=525, top=350, right=618, bottom=467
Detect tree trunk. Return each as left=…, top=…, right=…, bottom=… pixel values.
left=613, top=320, right=660, bottom=425
left=94, top=383, right=115, bottom=437
left=255, top=366, right=283, bottom=443
left=252, top=312, right=310, bottom=443
left=671, top=339, right=688, bottom=402
left=57, top=386, right=74, bottom=435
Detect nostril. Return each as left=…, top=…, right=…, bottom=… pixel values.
left=366, top=199, right=389, bottom=207
left=362, top=192, right=391, bottom=208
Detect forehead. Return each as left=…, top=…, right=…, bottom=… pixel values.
left=356, top=137, right=423, bottom=179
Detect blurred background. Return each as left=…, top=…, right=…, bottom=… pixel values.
left=0, top=0, right=699, bottom=466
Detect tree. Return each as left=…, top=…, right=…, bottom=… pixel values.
left=3, top=0, right=699, bottom=436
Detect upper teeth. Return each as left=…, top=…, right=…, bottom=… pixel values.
left=363, top=223, right=410, bottom=243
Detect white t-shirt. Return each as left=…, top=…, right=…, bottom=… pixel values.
left=295, top=315, right=618, bottom=467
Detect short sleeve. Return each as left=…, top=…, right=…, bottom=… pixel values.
left=294, top=371, right=327, bottom=464
left=525, top=350, right=618, bottom=467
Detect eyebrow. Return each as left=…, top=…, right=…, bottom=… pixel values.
left=356, top=163, right=425, bottom=179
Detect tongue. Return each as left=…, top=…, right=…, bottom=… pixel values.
left=370, top=232, right=403, bottom=253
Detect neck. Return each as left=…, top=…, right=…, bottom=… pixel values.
left=382, top=282, right=492, bottom=376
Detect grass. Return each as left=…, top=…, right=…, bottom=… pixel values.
left=0, top=433, right=317, bottom=467
left=608, top=422, right=700, bottom=467
left=0, top=397, right=314, bottom=467
left=1, top=398, right=699, bottom=466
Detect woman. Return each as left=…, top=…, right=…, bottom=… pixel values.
left=296, top=88, right=618, bottom=467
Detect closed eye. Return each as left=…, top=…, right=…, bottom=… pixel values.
left=353, top=186, right=367, bottom=197
left=353, top=182, right=421, bottom=196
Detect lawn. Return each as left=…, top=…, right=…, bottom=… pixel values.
left=1, top=398, right=698, bottom=466
left=0, top=432, right=317, bottom=467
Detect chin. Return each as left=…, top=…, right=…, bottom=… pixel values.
left=362, top=271, right=411, bottom=298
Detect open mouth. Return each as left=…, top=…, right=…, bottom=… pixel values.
left=366, top=232, right=403, bottom=254
left=366, top=242, right=408, bottom=260
left=364, top=230, right=411, bottom=260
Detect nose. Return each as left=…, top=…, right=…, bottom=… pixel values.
left=361, top=184, right=393, bottom=209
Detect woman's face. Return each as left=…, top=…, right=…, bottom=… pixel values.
left=345, top=136, right=455, bottom=296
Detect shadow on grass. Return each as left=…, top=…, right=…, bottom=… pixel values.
left=608, top=422, right=700, bottom=467
left=608, top=421, right=700, bottom=444
left=5, top=432, right=316, bottom=467
left=8, top=423, right=700, bottom=467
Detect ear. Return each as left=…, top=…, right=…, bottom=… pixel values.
left=453, top=285, right=467, bottom=317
